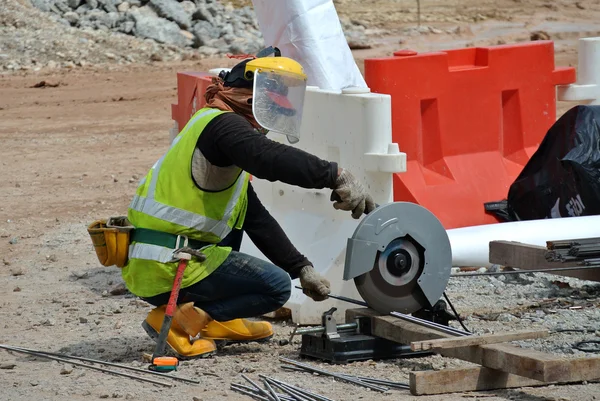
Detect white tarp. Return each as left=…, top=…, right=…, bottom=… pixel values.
left=250, top=0, right=367, bottom=91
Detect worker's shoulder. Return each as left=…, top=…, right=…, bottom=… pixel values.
left=203, top=111, right=256, bottom=141
left=208, top=110, right=253, bottom=129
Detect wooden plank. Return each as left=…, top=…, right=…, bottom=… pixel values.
left=346, top=308, right=600, bottom=383
left=410, top=365, right=599, bottom=396
left=489, top=240, right=600, bottom=282
left=410, top=329, right=549, bottom=351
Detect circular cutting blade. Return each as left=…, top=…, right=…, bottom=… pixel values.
left=351, top=202, right=452, bottom=314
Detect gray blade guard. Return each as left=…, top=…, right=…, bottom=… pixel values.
left=343, top=202, right=452, bottom=309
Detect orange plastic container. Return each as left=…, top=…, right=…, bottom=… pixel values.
left=364, top=41, right=576, bottom=229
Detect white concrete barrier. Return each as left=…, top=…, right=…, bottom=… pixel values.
left=558, top=37, right=600, bottom=105
left=240, top=86, right=405, bottom=324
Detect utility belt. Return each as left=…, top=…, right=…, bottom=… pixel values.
left=87, top=216, right=211, bottom=268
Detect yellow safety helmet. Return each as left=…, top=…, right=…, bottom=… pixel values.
left=220, top=47, right=308, bottom=142
left=243, top=56, right=307, bottom=81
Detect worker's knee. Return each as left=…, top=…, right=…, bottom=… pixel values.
left=269, top=267, right=292, bottom=309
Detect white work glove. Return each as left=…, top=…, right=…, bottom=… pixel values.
left=331, top=169, right=376, bottom=219
left=299, top=265, right=331, bottom=302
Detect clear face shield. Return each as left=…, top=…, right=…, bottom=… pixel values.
left=252, top=70, right=307, bottom=143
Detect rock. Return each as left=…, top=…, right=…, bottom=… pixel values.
left=8, top=237, right=18, bottom=245
left=71, top=271, right=89, bottom=280
left=30, top=380, right=39, bottom=386
left=98, top=0, right=119, bottom=13
left=192, top=4, right=213, bottom=23
left=13, top=287, right=21, bottom=292
left=192, top=397, right=203, bottom=401
left=42, top=318, right=56, bottom=326
left=30, top=0, right=52, bottom=12
left=149, top=0, right=192, bottom=30
left=114, top=319, right=123, bottom=329
left=180, top=0, right=195, bottom=14
left=497, top=313, right=516, bottom=322
left=86, top=0, right=98, bottom=9
left=75, top=4, right=91, bottom=14
left=191, top=20, right=218, bottom=47
left=109, top=282, right=128, bottom=295
left=117, top=1, right=130, bottom=12
left=100, top=395, right=109, bottom=399
left=2, top=258, right=10, bottom=265
left=0, top=363, right=16, bottom=370
left=68, top=0, right=82, bottom=8
left=55, top=0, right=71, bottom=13
left=198, top=46, right=219, bottom=57
left=125, top=394, right=135, bottom=400
left=10, top=267, right=23, bottom=276
left=60, top=364, right=74, bottom=375
left=130, top=9, right=191, bottom=47
left=118, top=21, right=135, bottom=34
left=531, top=31, right=550, bottom=41
left=46, top=254, right=58, bottom=262
left=63, top=11, right=79, bottom=25
left=79, top=317, right=88, bottom=323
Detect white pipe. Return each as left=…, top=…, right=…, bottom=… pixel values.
left=557, top=37, right=600, bottom=105
left=447, top=215, right=600, bottom=267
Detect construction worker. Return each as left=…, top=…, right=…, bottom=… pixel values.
left=122, top=48, right=376, bottom=358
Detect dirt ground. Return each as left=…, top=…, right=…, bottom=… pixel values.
left=2, top=1, right=600, bottom=400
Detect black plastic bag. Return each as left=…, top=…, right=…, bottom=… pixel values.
left=486, top=105, right=600, bottom=221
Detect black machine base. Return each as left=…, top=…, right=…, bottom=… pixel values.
left=298, top=300, right=453, bottom=364
left=299, top=332, right=430, bottom=364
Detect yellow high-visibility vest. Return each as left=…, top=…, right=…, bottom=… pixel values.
left=122, top=108, right=249, bottom=297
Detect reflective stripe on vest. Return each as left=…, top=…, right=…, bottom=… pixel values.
left=128, top=242, right=176, bottom=264
left=128, top=108, right=248, bottom=262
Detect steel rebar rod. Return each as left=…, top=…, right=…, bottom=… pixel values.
left=231, top=383, right=294, bottom=401
left=233, top=383, right=295, bottom=401
left=242, top=374, right=272, bottom=398
left=263, top=378, right=282, bottom=401
left=281, top=364, right=408, bottom=391
left=450, top=265, right=600, bottom=277
left=294, top=286, right=368, bottom=307
left=278, top=358, right=389, bottom=392
left=264, top=376, right=334, bottom=401
left=261, top=377, right=313, bottom=401
left=388, top=312, right=470, bottom=337
left=5, top=344, right=199, bottom=384
left=337, top=373, right=409, bottom=389
left=272, top=382, right=321, bottom=401
left=230, top=385, right=271, bottom=401
left=0, top=345, right=172, bottom=387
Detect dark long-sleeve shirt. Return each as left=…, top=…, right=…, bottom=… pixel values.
left=196, top=112, right=338, bottom=279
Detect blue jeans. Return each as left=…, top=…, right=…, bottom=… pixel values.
left=142, top=250, right=292, bottom=322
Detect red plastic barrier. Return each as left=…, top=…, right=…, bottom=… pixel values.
left=171, top=72, right=213, bottom=132
left=364, top=41, right=576, bottom=229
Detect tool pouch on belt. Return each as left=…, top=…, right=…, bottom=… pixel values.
left=87, top=216, right=134, bottom=268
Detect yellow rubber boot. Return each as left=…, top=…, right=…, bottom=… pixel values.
left=142, top=306, right=216, bottom=359
left=173, top=302, right=213, bottom=337
left=201, top=319, right=274, bottom=343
